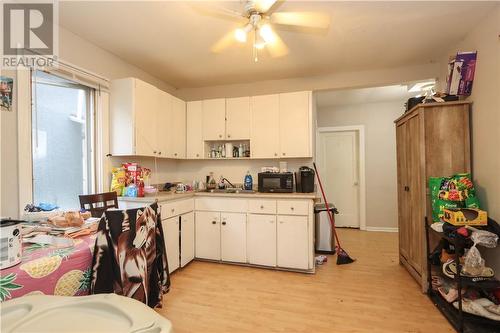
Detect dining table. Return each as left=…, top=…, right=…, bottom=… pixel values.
left=0, top=233, right=97, bottom=302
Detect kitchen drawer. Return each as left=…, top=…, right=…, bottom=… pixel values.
left=161, top=198, right=194, bottom=219
left=195, top=197, right=247, bottom=212
left=248, top=199, right=276, bottom=214
left=277, top=200, right=310, bottom=216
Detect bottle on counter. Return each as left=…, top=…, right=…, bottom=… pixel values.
left=222, top=144, right=226, bottom=158
left=207, top=172, right=217, bottom=190
left=238, top=144, right=243, bottom=157
left=137, top=177, right=145, bottom=197
left=244, top=171, right=253, bottom=191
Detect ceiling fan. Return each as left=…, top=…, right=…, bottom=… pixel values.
left=198, top=0, right=331, bottom=62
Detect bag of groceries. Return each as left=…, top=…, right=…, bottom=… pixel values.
left=429, top=173, right=480, bottom=222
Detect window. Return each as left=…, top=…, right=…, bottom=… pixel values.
left=31, top=71, right=95, bottom=209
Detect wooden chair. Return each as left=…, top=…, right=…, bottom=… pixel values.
left=79, top=192, right=119, bottom=218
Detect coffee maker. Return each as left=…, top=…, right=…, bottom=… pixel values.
left=295, top=166, right=315, bottom=193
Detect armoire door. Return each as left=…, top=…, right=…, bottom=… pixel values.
left=396, top=122, right=410, bottom=262
left=405, top=115, right=424, bottom=275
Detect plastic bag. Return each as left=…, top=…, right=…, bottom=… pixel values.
left=463, top=244, right=485, bottom=276
left=471, top=229, right=498, bottom=248
left=429, top=173, right=480, bottom=222
left=110, top=167, right=126, bottom=196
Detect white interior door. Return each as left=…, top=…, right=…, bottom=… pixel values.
left=317, top=130, right=360, bottom=228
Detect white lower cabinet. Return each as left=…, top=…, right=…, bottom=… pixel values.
left=247, top=214, right=277, bottom=267
left=220, top=213, right=247, bottom=263
left=192, top=197, right=313, bottom=272
left=163, top=216, right=180, bottom=274
left=180, top=212, right=195, bottom=267
left=195, top=211, right=221, bottom=260
left=277, top=215, right=309, bottom=270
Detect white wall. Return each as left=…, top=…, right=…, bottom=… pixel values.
left=176, top=63, right=439, bottom=101
left=59, top=27, right=177, bottom=94
left=318, top=101, right=405, bottom=229
left=437, top=6, right=500, bottom=277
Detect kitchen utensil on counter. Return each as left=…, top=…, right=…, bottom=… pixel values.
left=296, top=166, right=315, bottom=193
left=279, top=161, right=288, bottom=173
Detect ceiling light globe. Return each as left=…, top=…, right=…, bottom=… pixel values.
left=235, top=28, right=247, bottom=43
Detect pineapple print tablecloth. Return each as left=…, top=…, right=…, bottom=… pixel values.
left=0, top=234, right=96, bottom=302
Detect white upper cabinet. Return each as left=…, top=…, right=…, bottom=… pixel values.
left=202, top=98, right=226, bottom=141
left=157, top=90, right=172, bottom=158
left=279, top=91, right=312, bottom=158
left=225, top=97, right=250, bottom=140
left=186, top=101, right=204, bottom=159
left=110, top=78, right=160, bottom=157
left=250, top=94, right=280, bottom=159
left=170, top=96, right=186, bottom=159
left=110, top=77, right=185, bottom=158
left=111, top=77, right=312, bottom=160
left=134, top=79, right=159, bottom=157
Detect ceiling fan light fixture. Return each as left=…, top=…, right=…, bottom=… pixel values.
left=235, top=23, right=253, bottom=43
left=254, top=29, right=266, bottom=49
left=259, top=24, right=276, bottom=44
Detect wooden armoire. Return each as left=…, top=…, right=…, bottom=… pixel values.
left=395, top=101, right=471, bottom=291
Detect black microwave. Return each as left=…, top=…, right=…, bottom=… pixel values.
left=258, top=172, right=294, bottom=193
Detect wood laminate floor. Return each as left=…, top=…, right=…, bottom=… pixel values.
left=157, top=229, right=453, bottom=333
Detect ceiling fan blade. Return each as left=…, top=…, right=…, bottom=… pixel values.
left=189, top=3, right=246, bottom=22
left=211, top=30, right=237, bottom=53
left=254, top=0, right=278, bottom=13
left=270, top=12, right=331, bottom=29
left=266, top=28, right=288, bottom=58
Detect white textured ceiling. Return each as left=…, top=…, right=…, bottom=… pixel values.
left=59, top=1, right=496, bottom=88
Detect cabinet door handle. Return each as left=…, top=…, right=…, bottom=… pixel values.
left=279, top=221, right=284, bottom=224
left=282, top=152, right=286, bottom=156
left=269, top=220, right=274, bottom=224
left=158, top=151, right=162, bottom=155
left=290, top=207, right=294, bottom=211
left=222, top=221, right=226, bottom=225
left=171, top=208, right=175, bottom=213
left=196, top=154, right=199, bottom=157
left=212, top=221, right=216, bottom=224
left=260, top=205, right=264, bottom=209
left=227, top=134, right=231, bottom=138
left=153, top=150, right=157, bottom=154
left=219, top=134, right=223, bottom=138
left=274, top=153, right=278, bottom=157
left=174, top=153, right=178, bottom=156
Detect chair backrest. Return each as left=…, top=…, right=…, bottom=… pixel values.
left=79, top=192, right=119, bottom=217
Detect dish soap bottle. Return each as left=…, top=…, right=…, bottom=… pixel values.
left=244, top=171, right=253, bottom=191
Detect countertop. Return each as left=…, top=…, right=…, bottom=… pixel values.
left=117, top=191, right=320, bottom=202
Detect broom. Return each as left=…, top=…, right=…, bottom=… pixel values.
left=313, top=162, right=355, bottom=265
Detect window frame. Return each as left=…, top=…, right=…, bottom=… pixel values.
left=17, top=62, right=109, bottom=216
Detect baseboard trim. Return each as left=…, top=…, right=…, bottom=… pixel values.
left=365, top=227, right=398, bottom=232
